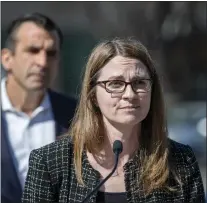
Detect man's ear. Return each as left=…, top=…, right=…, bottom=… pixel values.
left=1, top=48, right=13, bottom=72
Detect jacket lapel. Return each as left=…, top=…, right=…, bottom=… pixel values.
left=1, top=113, right=22, bottom=202
left=48, top=90, right=70, bottom=138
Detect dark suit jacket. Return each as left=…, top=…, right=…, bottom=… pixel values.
left=1, top=90, right=77, bottom=203
left=22, top=137, right=205, bottom=203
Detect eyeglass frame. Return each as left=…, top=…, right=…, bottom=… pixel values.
left=95, top=79, right=153, bottom=94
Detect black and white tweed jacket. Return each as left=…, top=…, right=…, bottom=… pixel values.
left=22, top=137, right=205, bottom=203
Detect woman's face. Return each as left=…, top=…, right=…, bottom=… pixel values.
left=95, top=56, right=152, bottom=127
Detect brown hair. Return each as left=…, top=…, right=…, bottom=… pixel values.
left=69, top=38, right=178, bottom=194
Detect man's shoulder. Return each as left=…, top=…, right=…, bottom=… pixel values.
left=48, top=89, right=77, bottom=106
left=48, top=89, right=77, bottom=120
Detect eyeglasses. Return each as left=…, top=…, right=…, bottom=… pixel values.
left=96, top=79, right=152, bottom=94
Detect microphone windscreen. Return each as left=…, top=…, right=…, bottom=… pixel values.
left=113, top=140, right=123, bottom=154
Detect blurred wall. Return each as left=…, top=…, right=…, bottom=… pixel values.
left=2, top=2, right=206, bottom=100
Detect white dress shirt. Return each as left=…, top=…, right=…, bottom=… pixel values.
left=1, top=78, right=56, bottom=188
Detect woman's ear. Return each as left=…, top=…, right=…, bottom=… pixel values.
left=1, top=48, right=13, bottom=72
left=91, top=92, right=99, bottom=108
left=92, top=96, right=98, bottom=107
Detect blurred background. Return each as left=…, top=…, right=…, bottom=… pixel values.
left=1, top=1, right=206, bottom=193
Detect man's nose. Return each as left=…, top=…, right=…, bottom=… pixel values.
left=36, top=52, right=48, bottom=68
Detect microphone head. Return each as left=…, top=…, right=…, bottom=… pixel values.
left=113, top=140, right=123, bottom=155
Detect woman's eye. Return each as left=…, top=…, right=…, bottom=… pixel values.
left=108, top=81, right=123, bottom=87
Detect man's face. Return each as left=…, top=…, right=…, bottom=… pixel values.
left=2, top=21, right=60, bottom=91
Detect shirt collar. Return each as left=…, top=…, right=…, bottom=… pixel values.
left=1, top=77, right=51, bottom=113
left=1, top=77, right=13, bottom=111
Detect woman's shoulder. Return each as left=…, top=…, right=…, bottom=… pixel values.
left=168, top=138, right=194, bottom=154
left=30, top=136, right=74, bottom=163
left=168, top=138, right=197, bottom=166
left=23, top=136, right=75, bottom=200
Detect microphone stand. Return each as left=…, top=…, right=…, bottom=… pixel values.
left=81, top=141, right=122, bottom=203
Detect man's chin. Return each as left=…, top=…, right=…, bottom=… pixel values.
left=28, top=85, right=47, bottom=92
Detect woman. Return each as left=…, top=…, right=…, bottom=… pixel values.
left=22, top=38, right=205, bottom=202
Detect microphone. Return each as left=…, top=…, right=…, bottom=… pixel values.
left=81, top=140, right=123, bottom=203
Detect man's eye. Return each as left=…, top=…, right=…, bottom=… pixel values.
left=47, top=50, right=57, bottom=57
left=28, top=48, right=40, bottom=54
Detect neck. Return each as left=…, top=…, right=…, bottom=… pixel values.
left=101, top=119, right=140, bottom=164
left=6, top=77, right=45, bottom=116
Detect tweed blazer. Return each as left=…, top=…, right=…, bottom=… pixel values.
left=22, top=137, right=205, bottom=203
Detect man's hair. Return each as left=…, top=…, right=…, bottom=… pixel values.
left=4, top=12, right=63, bottom=51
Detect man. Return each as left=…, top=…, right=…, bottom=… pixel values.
left=1, top=13, right=77, bottom=203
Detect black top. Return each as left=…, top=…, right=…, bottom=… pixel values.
left=22, top=137, right=205, bottom=203
left=96, top=191, right=127, bottom=203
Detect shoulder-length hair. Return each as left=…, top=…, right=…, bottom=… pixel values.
left=69, top=38, right=177, bottom=194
